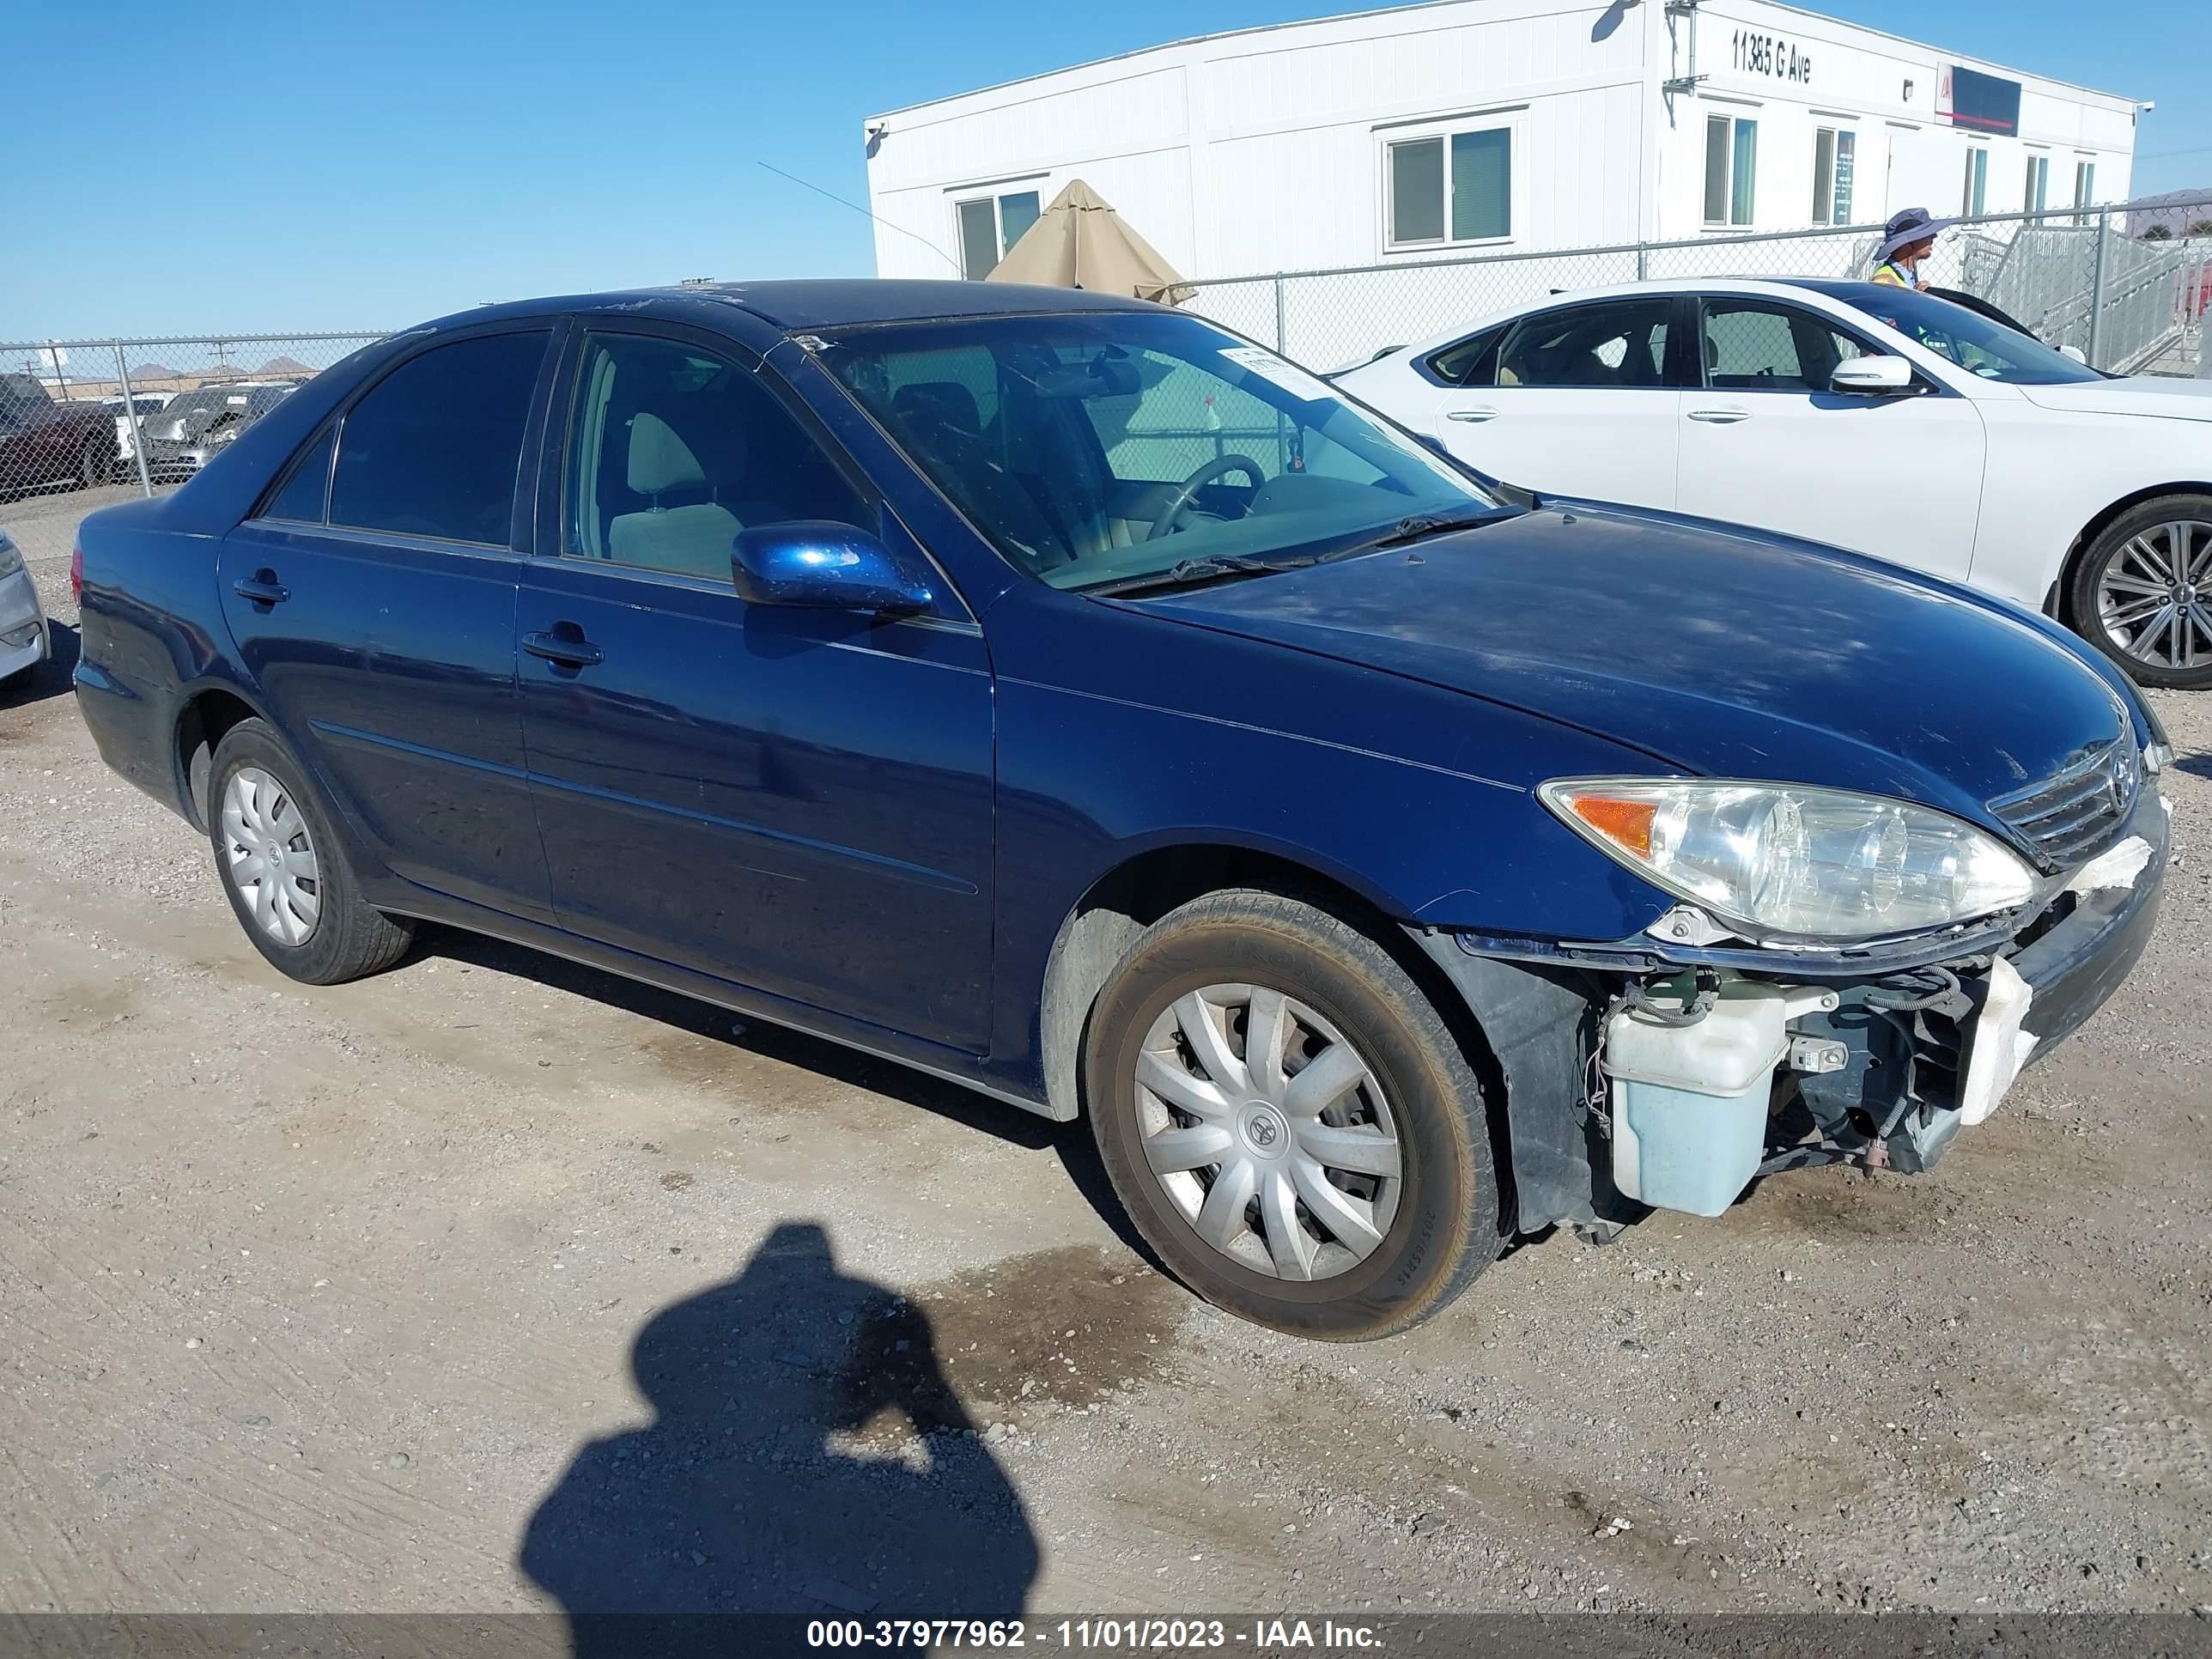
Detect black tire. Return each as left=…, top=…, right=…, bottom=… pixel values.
left=1085, top=889, right=1500, bottom=1341
left=79, top=434, right=106, bottom=491
left=2065, top=494, right=2212, bottom=690
left=207, top=718, right=414, bottom=984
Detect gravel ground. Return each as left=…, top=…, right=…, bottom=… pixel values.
left=3, top=494, right=2209, bottom=1622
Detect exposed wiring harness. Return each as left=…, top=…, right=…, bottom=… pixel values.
left=1859, top=963, right=1968, bottom=1012
left=1616, top=966, right=1722, bottom=1028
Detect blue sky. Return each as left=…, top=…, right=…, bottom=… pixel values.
left=3, top=0, right=2200, bottom=340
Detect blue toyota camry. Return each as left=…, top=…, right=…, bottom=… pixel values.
left=73, top=281, right=2169, bottom=1340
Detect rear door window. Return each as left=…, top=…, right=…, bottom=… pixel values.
left=1497, top=301, right=1674, bottom=389
left=331, top=331, right=550, bottom=544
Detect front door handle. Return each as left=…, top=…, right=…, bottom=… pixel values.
left=524, top=627, right=605, bottom=669
left=1687, top=407, right=1752, bottom=424
left=1443, top=406, right=1501, bottom=423
left=232, top=569, right=290, bottom=607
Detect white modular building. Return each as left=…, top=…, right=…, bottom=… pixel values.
left=861, top=0, right=2143, bottom=284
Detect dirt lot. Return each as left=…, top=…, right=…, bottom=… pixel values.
left=3, top=500, right=2209, bottom=1623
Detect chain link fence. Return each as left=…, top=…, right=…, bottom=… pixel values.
left=6, top=196, right=2207, bottom=570
left=0, top=332, right=384, bottom=566
left=1185, top=194, right=2212, bottom=380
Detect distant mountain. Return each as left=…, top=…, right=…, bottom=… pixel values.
left=132, top=362, right=177, bottom=380
left=2129, top=189, right=2212, bottom=237
left=257, top=356, right=313, bottom=375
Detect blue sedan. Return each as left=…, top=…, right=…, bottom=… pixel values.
left=73, top=281, right=2169, bottom=1340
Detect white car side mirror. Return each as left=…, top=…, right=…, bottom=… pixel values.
left=2059, top=344, right=2089, bottom=365
left=1830, top=355, right=1917, bottom=396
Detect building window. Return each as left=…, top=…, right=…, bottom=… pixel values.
left=1385, top=126, right=1512, bottom=248
left=1704, top=112, right=1758, bottom=227
left=1961, top=147, right=1989, bottom=217
left=955, top=190, right=1042, bottom=281
left=1812, top=128, right=1856, bottom=226
left=2073, top=159, right=2097, bottom=224
left=2025, top=154, right=2050, bottom=215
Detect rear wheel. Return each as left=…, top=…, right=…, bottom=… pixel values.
left=2068, top=495, right=2212, bottom=689
left=208, top=719, right=414, bottom=983
left=1085, top=890, right=1500, bottom=1341
left=78, top=434, right=106, bottom=491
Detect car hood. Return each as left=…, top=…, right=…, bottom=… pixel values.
left=2017, top=375, right=2212, bottom=422
left=1132, top=502, right=2130, bottom=827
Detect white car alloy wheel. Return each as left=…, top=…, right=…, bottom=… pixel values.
left=2094, top=517, right=2212, bottom=675
left=219, top=765, right=322, bottom=945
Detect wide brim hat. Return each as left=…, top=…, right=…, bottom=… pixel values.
left=1877, top=208, right=1954, bottom=263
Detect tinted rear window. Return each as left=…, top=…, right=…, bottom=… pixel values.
left=331, top=332, right=548, bottom=544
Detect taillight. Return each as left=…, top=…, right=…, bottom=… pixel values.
left=70, top=545, right=83, bottom=603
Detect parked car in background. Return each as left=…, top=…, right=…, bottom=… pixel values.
left=75, top=283, right=2167, bottom=1340
left=0, top=528, right=49, bottom=684
left=0, top=372, right=119, bottom=496
left=103, top=390, right=177, bottom=481
left=137, top=381, right=297, bottom=481
left=1336, top=279, right=2212, bottom=688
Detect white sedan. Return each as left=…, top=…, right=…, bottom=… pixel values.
left=1336, top=278, right=2212, bottom=688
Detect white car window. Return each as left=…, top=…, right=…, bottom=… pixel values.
left=1497, top=301, right=1673, bottom=389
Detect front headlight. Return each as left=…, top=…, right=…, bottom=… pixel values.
left=0, top=532, right=20, bottom=578
left=1540, top=777, right=2037, bottom=944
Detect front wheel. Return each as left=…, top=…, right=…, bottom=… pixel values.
left=208, top=718, right=415, bottom=983
left=1085, top=890, right=1500, bottom=1341
left=2068, top=495, right=2212, bottom=690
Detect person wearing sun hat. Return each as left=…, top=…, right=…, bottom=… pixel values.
left=1870, top=207, right=1951, bottom=289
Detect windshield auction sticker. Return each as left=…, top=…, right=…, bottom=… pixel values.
left=1218, top=346, right=1339, bottom=404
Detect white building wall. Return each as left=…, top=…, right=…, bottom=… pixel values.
left=865, top=0, right=2140, bottom=285
left=1654, top=0, right=2136, bottom=245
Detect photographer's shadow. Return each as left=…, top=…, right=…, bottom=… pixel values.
left=521, top=1221, right=1037, bottom=1647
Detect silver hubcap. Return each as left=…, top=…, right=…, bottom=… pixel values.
left=2098, top=520, right=2212, bottom=671
left=219, top=767, right=320, bottom=946
left=1133, top=985, right=1402, bottom=1282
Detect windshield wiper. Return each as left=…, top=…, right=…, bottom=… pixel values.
left=1365, top=507, right=1525, bottom=549
left=1086, top=554, right=1317, bottom=598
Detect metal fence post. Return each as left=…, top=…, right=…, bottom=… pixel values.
left=2086, top=208, right=2111, bottom=368
left=1636, top=243, right=1649, bottom=283
left=112, top=344, right=153, bottom=497
left=1273, top=276, right=1287, bottom=355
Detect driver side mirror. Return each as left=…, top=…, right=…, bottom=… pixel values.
left=1830, top=355, right=1918, bottom=396
left=731, top=521, right=936, bottom=617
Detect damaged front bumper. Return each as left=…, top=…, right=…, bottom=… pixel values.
left=1413, top=781, right=2170, bottom=1231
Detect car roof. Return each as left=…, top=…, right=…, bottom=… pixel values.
left=418, top=279, right=1161, bottom=338
left=1374, top=276, right=1878, bottom=362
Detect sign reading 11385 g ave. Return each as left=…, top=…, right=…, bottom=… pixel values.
left=1731, top=28, right=1812, bottom=84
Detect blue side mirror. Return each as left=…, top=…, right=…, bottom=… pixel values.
left=730, top=521, right=935, bottom=617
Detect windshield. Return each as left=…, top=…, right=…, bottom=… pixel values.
left=164, top=388, right=236, bottom=419
left=0, top=373, right=50, bottom=414
left=1802, top=282, right=2103, bottom=386
left=821, top=311, right=1492, bottom=592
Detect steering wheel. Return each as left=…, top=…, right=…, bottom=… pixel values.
left=1147, top=454, right=1265, bottom=541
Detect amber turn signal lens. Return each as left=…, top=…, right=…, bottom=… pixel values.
left=1567, top=795, right=1657, bottom=859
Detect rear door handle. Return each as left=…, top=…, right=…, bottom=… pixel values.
left=1443, top=406, right=1501, bottom=423
left=1687, top=407, right=1752, bottom=424
left=524, top=627, right=605, bottom=669
left=232, top=570, right=290, bottom=606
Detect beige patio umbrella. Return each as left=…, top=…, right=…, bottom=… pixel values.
left=986, top=179, right=1194, bottom=305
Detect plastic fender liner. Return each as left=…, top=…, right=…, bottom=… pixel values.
left=1405, top=928, right=1625, bottom=1234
